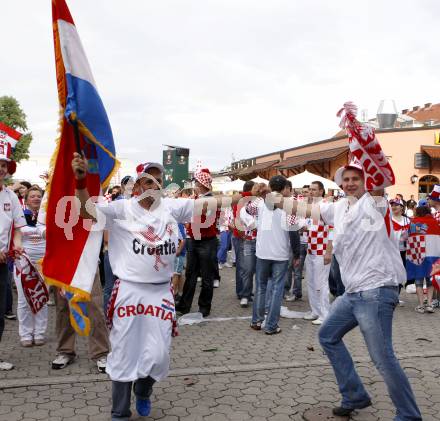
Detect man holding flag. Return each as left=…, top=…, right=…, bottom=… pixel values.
left=41, top=0, right=118, bottom=369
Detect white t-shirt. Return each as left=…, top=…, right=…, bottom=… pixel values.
left=21, top=225, right=46, bottom=262
left=96, top=197, right=194, bottom=284
left=246, top=200, right=293, bottom=261
left=320, top=193, right=406, bottom=293
left=0, top=187, right=26, bottom=251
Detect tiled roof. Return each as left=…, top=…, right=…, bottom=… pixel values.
left=275, top=146, right=348, bottom=169
left=421, top=145, right=440, bottom=159
left=237, top=159, right=279, bottom=176
left=406, top=103, right=440, bottom=124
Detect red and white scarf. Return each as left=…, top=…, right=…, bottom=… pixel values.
left=14, top=253, right=49, bottom=314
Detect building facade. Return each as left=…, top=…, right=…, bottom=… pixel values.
left=230, top=103, right=440, bottom=199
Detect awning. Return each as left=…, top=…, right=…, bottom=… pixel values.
left=276, top=146, right=348, bottom=170
left=422, top=145, right=440, bottom=159
left=237, top=159, right=279, bottom=176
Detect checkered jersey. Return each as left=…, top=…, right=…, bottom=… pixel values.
left=307, top=222, right=331, bottom=255
left=434, top=211, right=440, bottom=225
left=406, top=235, right=426, bottom=265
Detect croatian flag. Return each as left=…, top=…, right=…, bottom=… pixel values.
left=42, top=0, right=119, bottom=335
left=406, top=216, right=440, bottom=280
left=0, top=121, right=22, bottom=149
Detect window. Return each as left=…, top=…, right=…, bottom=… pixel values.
left=414, top=153, right=429, bottom=169
left=418, top=175, right=439, bottom=196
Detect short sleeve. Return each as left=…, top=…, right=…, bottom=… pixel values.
left=320, top=201, right=334, bottom=226
left=168, top=199, right=194, bottom=224
left=96, top=200, right=119, bottom=229
left=11, top=193, right=26, bottom=228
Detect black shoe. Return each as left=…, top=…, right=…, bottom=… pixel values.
left=4, top=312, right=16, bottom=320
left=332, top=400, right=372, bottom=417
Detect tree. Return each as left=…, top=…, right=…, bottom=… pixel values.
left=0, top=96, right=32, bottom=162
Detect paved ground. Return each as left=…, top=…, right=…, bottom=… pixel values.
left=1, top=267, right=440, bottom=420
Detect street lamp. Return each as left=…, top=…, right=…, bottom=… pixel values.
left=410, top=174, right=419, bottom=184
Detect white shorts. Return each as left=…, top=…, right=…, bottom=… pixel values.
left=106, top=279, right=176, bottom=382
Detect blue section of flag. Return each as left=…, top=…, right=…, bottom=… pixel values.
left=64, top=73, right=116, bottom=185
left=406, top=256, right=438, bottom=280
left=65, top=291, right=90, bottom=336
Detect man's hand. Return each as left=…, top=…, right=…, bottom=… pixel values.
left=293, top=258, right=300, bottom=268
left=72, top=152, right=87, bottom=180
left=0, top=250, right=6, bottom=264
left=324, top=253, right=332, bottom=265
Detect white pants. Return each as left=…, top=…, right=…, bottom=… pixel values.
left=305, top=254, right=331, bottom=320
left=106, top=280, right=174, bottom=383
left=14, top=271, right=48, bottom=341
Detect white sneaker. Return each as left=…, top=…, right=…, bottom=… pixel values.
left=96, top=356, right=107, bottom=373
left=240, top=298, right=248, bottom=308
left=303, top=313, right=318, bottom=321
left=312, top=318, right=323, bottom=325
left=224, top=262, right=233, bottom=268
left=51, top=353, right=75, bottom=370
left=218, top=263, right=223, bottom=270
left=0, top=360, right=14, bottom=371
left=213, top=279, right=220, bottom=288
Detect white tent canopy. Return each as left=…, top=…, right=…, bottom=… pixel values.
left=287, top=170, right=340, bottom=191
left=213, top=178, right=244, bottom=193
left=251, top=176, right=269, bottom=184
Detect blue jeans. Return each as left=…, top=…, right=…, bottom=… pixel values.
left=292, top=243, right=307, bottom=298
left=103, top=251, right=117, bottom=313
left=329, top=255, right=345, bottom=297
left=252, top=258, right=288, bottom=333
left=217, top=231, right=231, bottom=264
left=232, top=236, right=244, bottom=298
left=319, top=287, right=421, bottom=421
left=0, top=264, right=8, bottom=341
left=241, top=239, right=256, bottom=299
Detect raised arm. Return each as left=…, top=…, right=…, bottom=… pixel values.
left=266, top=192, right=322, bottom=223
left=71, top=152, right=97, bottom=221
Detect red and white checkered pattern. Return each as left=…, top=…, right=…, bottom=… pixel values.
left=194, top=168, right=212, bottom=189
left=406, top=235, right=426, bottom=265
left=307, top=223, right=330, bottom=255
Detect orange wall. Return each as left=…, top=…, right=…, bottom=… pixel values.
left=379, top=129, right=439, bottom=198
left=251, top=128, right=440, bottom=199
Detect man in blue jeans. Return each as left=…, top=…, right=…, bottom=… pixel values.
left=247, top=175, right=296, bottom=335
left=272, top=160, right=421, bottom=419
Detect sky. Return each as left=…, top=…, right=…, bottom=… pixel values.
left=1, top=0, right=440, bottom=171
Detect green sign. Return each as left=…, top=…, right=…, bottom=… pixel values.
left=162, top=147, right=189, bottom=188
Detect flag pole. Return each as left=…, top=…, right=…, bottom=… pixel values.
left=69, top=113, right=84, bottom=175
left=70, top=115, right=82, bottom=154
